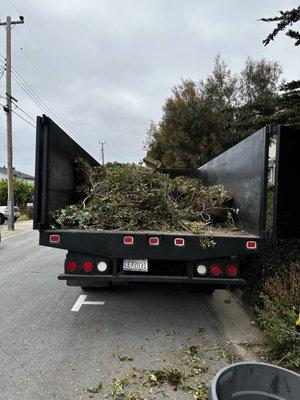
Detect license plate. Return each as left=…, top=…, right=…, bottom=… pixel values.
left=123, top=259, right=148, bottom=272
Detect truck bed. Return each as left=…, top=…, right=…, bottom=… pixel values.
left=41, top=227, right=262, bottom=261
left=47, top=226, right=260, bottom=237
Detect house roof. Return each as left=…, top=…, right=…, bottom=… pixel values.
left=0, top=166, right=34, bottom=181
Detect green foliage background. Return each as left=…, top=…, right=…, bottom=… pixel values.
left=146, top=56, right=300, bottom=168
left=0, top=179, right=34, bottom=207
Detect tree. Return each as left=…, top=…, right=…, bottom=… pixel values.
left=0, top=179, right=34, bottom=207
left=275, top=80, right=300, bottom=125
left=234, top=57, right=283, bottom=137
left=261, top=5, right=300, bottom=46
left=146, top=56, right=284, bottom=168
left=147, top=80, right=211, bottom=168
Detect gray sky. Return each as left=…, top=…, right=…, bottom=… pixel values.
left=0, top=0, right=299, bottom=175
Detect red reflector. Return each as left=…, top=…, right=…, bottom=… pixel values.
left=246, top=241, right=257, bottom=250
left=174, top=238, right=185, bottom=247
left=123, top=236, right=134, bottom=245
left=226, top=264, right=238, bottom=277
left=83, top=260, right=93, bottom=272
left=149, top=237, right=159, bottom=246
left=66, top=260, right=77, bottom=273
left=210, top=264, right=221, bottom=277
left=49, top=234, right=60, bottom=244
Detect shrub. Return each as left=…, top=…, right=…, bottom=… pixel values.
left=242, top=240, right=300, bottom=370
left=256, top=262, right=300, bottom=369
left=0, top=178, right=34, bottom=207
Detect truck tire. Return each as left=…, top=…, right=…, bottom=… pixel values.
left=81, top=282, right=112, bottom=291
left=187, top=284, right=215, bottom=294
left=0, top=214, right=5, bottom=225
left=81, top=287, right=96, bottom=291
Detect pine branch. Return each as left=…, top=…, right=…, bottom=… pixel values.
left=261, top=6, right=300, bottom=46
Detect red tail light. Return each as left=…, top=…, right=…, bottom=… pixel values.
left=246, top=241, right=257, bottom=250
left=149, top=237, right=159, bottom=246
left=66, top=260, right=78, bottom=273
left=210, top=264, right=221, bottom=277
left=49, top=234, right=60, bottom=244
left=174, top=238, right=185, bottom=247
left=123, top=236, right=134, bottom=245
left=226, top=264, right=238, bottom=277
left=83, top=260, right=93, bottom=272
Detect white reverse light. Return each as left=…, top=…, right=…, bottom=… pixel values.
left=97, top=261, right=108, bottom=272
left=196, top=264, right=207, bottom=275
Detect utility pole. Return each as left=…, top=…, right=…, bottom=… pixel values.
left=0, top=16, right=24, bottom=230
left=99, top=141, right=106, bottom=166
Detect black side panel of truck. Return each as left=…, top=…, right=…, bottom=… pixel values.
left=33, top=115, right=99, bottom=229
left=198, top=128, right=269, bottom=236
left=274, top=125, right=300, bottom=239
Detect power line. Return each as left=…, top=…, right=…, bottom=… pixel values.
left=7, top=0, right=98, bottom=139
left=0, top=66, right=5, bottom=80
left=11, top=70, right=71, bottom=131
left=12, top=101, right=35, bottom=123
left=11, top=72, right=68, bottom=129
left=0, top=56, right=73, bottom=132
left=0, top=15, right=98, bottom=157
left=12, top=109, right=35, bottom=128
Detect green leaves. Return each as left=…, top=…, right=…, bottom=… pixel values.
left=146, top=55, right=292, bottom=169
left=0, top=178, right=33, bottom=206
left=261, top=6, right=300, bottom=46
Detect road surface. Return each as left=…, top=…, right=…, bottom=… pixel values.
left=0, top=230, right=262, bottom=400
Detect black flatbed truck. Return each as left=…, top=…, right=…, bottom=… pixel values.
left=33, top=116, right=299, bottom=290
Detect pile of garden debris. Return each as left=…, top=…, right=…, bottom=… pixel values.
left=51, top=159, right=236, bottom=233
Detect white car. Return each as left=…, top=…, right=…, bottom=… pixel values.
left=0, top=206, right=20, bottom=225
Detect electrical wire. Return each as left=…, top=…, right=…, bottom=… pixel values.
left=12, top=101, right=35, bottom=123
left=12, top=72, right=71, bottom=132
left=0, top=56, right=73, bottom=132
left=0, top=17, right=98, bottom=158
left=7, top=0, right=98, bottom=140
left=0, top=66, right=5, bottom=80
left=12, top=109, right=35, bottom=128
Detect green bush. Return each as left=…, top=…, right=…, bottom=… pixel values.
left=0, top=178, right=34, bottom=207
left=256, top=262, right=300, bottom=369
left=242, top=242, right=300, bottom=370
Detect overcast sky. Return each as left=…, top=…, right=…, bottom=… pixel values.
left=0, top=0, right=299, bottom=175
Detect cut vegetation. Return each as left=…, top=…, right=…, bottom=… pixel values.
left=51, top=159, right=236, bottom=234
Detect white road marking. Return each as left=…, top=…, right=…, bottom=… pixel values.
left=71, top=294, right=105, bottom=312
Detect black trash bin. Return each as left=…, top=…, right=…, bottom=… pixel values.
left=209, top=362, right=300, bottom=400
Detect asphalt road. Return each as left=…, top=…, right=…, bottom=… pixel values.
left=0, top=230, right=261, bottom=400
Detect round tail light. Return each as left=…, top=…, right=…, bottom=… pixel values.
left=196, top=264, right=207, bottom=276
left=66, top=260, right=78, bottom=273
left=210, top=264, right=221, bottom=277
left=97, top=261, right=108, bottom=272
left=226, top=264, right=238, bottom=277
left=83, top=261, right=94, bottom=272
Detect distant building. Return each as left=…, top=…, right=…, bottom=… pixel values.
left=0, top=166, right=34, bottom=185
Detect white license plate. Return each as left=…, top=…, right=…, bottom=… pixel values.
left=123, top=259, right=148, bottom=272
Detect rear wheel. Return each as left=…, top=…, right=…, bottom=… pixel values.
left=0, top=214, right=5, bottom=225
left=81, top=282, right=112, bottom=291
left=187, top=284, right=215, bottom=294
left=81, top=287, right=96, bottom=291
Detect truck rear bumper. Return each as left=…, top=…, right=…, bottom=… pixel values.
left=58, top=273, right=245, bottom=286
left=40, top=230, right=264, bottom=261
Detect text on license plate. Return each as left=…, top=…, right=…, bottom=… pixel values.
left=123, top=259, right=148, bottom=272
